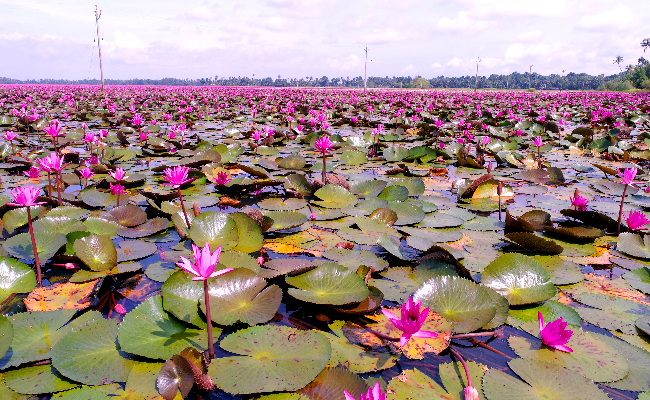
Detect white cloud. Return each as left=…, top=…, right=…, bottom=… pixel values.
left=327, top=54, right=363, bottom=70
left=113, top=31, right=146, bottom=49
left=402, top=64, right=415, bottom=73
left=436, top=11, right=495, bottom=32
left=431, top=62, right=443, bottom=68
left=579, top=4, right=637, bottom=28
left=179, top=6, right=219, bottom=21
left=362, top=28, right=409, bottom=44
left=446, top=57, right=468, bottom=67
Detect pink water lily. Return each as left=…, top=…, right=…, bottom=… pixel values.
left=8, top=186, right=46, bottom=286
left=617, top=167, right=642, bottom=235
left=215, top=171, right=232, bottom=185
left=314, top=135, right=333, bottom=184
left=23, top=166, right=41, bottom=179
left=624, top=210, right=650, bottom=230
left=108, top=167, right=127, bottom=182
left=344, top=382, right=386, bottom=400
left=532, top=136, right=544, bottom=147
left=382, top=297, right=438, bottom=347
left=539, top=312, right=573, bottom=352
left=570, top=194, right=589, bottom=211
left=161, top=166, right=194, bottom=188
left=177, top=243, right=233, bottom=281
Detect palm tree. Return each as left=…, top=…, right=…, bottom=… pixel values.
left=613, top=56, right=623, bottom=72
left=642, top=38, right=650, bottom=53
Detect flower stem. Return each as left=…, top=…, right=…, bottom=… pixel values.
left=366, top=327, right=400, bottom=342
left=116, top=191, right=120, bottom=207
left=617, top=183, right=628, bottom=235
left=55, top=171, right=62, bottom=206
left=204, top=279, right=215, bottom=359
left=537, top=147, right=541, bottom=169
left=27, top=207, right=42, bottom=287
left=468, top=338, right=512, bottom=359
left=46, top=172, right=52, bottom=201
left=178, top=187, right=191, bottom=229
left=321, top=151, right=327, bottom=184
left=449, top=347, right=473, bottom=387
left=451, top=332, right=498, bottom=339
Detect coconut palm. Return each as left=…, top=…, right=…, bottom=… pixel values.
left=642, top=38, right=650, bottom=53
left=613, top=56, right=623, bottom=72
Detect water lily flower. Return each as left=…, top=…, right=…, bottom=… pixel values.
left=481, top=136, right=490, bottom=145
left=43, top=119, right=62, bottom=138
left=2, top=130, right=17, bottom=141
left=570, top=194, right=589, bottom=211
left=532, top=136, right=544, bottom=147
left=110, top=182, right=127, bottom=207
left=177, top=243, right=234, bottom=359
left=114, top=304, right=127, bottom=315
left=321, top=121, right=330, bottom=131
left=381, top=297, right=438, bottom=347
left=625, top=210, right=650, bottom=230
left=215, top=171, right=232, bottom=185
left=538, top=312, right=573, bottom=352
left=23, top=166, right=40, bottom=179
left=131, top=113, right=144, bottom=127
left=8, top=186, right=46, bottom=286
left=617, top=167, right=642, bottom=234
left=464, top=386, right=479, bottom=400
left=257, top=256, right=264, bottom=266
left=78, top=167, right=95, bottom=188
left=162, top=166, right=194, bottom=188
left=315, top=136, right=333, bottom=184
left=108, top=167, right=127, bottom=182
left=38, top=153, right=70, bottom=205
left=344, top=382, right=386, bottom=400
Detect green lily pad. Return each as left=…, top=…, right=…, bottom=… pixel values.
left=622, top=267, right=650, bottom=294
left=599, top=333, right=650, bottom=392
left=284, top=174, right=313, bottom=196
left=122, top=361, right=165, bottom=400
left=313, top=185, right=358, bottom=209
left=340, top=150, right=368, bottom=165
left=31, top=216, right=87, bottom=235
left=376, top=233, right=406, bottom=260
left=508, top=328, right=629, bottom=382
left=378, top=185, right=409, bottom=201
left=2, top=206, right=44, bottom=233
left=83, top=217, right=121, bottom=236
left=116, top=240, right=158, bottom=262
left=258, top=198, right=308, bottom=211
left=278, top=154, right=306, bottom=170
left=118, top=217, right=169, bottom=238
left=383, top=146, right=409, bottom=161
left=286, top=263, right=370, bottom=305
left=208, top=325, right=331, bottom=394
left=51, top=317, right=134, bottom=385
left=350, top=180, right=387, bottom=197
left=369, top=267, right=422, bottom=303
left=188, top=211, right=239, bottom=250
left=618, top=233, right=650, bottom=259
left=106, top=204, right=147, bottom=227
left=532, top=256, right=584, bottom=285
left=73, top=235, right=117, bottom=272
left=3, top=231, right=67, bottom=262
left=161, top=270, right=207, bottom=329
left=413, top=276, right=496, bottom=333
left=4, top=365, right=78, bottom=395
left=386, top=368, right=457, bottom=399
left=508, top=300, right=581, bottom=328
left=45, top=206, right=90, bottom=220
left=462, top=216, right=506, bottom=231
left=117, top=295, right=208, bottom=359
left=264, top=211, right=308, bottom=232
left=0, top=316, right=13, bottom=360
left=481, top=254, right=556, bottom=305
left=298, top=367, right=369, bottom=399
left=439, top=361, right=487, bottom=400
left=387, top=201, right=425, bottom=225
left=572, top=292, right=650, bottom=334
left=418, top=213, right=464, bottom=228
left=503, top=232, right=564, bottom=255
left=321, top=248, right=389, bottom=272
left=0, top=257, right=36, bottom=304
left=200, top=268, right=282, bottom=326
left=51, top=387, right=112, bottom=399
left=483, top=358, right=610, bottom=400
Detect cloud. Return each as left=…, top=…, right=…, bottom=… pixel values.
left=436, top=11, right=496, bottom=32
left=402, top=64, right=415, bottom=73
left=178, top=6, right=219, bottom=21
left=579, top=4, right=637, bottom=28
left=362, top=28, right=409, bottom=44
left=113, top=31, right=146, bottom=49
left=431, top=62, right=443, bottom=68
left=327, top=54, right=363, bottom=70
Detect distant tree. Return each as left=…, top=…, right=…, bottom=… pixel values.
left=614, top=56, right=624, bottom=72
left=642, top=38, right=650, bottom=53
left=639, top=57, right=649, bottom=66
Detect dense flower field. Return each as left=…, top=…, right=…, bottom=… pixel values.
left=0, top=85, right=649, bottom=399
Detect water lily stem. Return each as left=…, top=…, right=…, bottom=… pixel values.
left=204, top=279, right=215, bottom=359
left=321, top=151, right=327, bottom=184
left=449, top=347, right=473, bottom=388
left=26, top=206, right=42, bottom=287
left=617, top=183, right=628, bottom=235
left=46, top=171, right=52, bottom=201
left=468, top=338, right=512, bottom=359
left=451, top=332, right=498, bottom=339
left=55, top=171, right=62, bottom=206
left=366, top=327, right=400, bottom=342
left=178, top=187, right=191, bottom=229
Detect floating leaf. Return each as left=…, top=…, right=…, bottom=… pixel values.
left=481, top=253, right=556, bottom=305
left=286, top=263, right=369, bottom=305
left=623, top=267, right=650, bottom=294
left=0, top=257, right=36, bottom=304
left=161, top=270, right=207, bottom=329
left=23, top=279, right=100, bottom=312
left=208, top=325, right=331, bottom=394
left=106, top=204, right=147, bottom=227
left=74, top=235, right=117, bottom=272
left=118, top=295, right=209, bottom=360
left=157, top=356, right=194, bottom=400
left=413, top=276, right=496, bottom=333
left=118, top=218, right=169, bottom=238
left=322, top=248, right=388, bottom=272
left=188, top=211, right=239, bottom=250
left=618, top=232, right=650, bottom=259
left=51, top=317, right=134, bottom=385
left=508, top=300, right=581, bottom=328
left=503, top=232, right=564, bottom=255
left=3, top=231, right=67, bottom=262
left=4, top=365, right=78, bottom=395
left=313, top=185, right=358, bottom=209
left=297, top=367, right=368, bottom=399
left=200, top=269, right=282, bottom=326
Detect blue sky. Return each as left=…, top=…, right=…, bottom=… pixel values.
left=0, top=0, right=647, bottom=80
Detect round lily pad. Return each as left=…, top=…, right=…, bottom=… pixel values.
left=622, top=267, right=650, bottom=294
left=84, top=216, right=121, bottom=236
left=200, top=268, right=282, bottom=326
left=340, top=150, right=368, bottom=165
left=481, top=253, right=557, bottom=305
left=189, top=211, right=239, bottom=250
left=73, top=235, right=117, bottom=272
left=350, top=180, right=387, bottom=197
left=0, top=257, right=36, bottom=304
left=161, top=270, right=207, bottom=328
left=118, top=295, right=208, bottom=359
left=3, top=231, right=67, bottom=262
left=413, top=276, right=496, bottom=333
left=264, top=211, right=309, bottom=232
left=286, top=263, right=370, bottom=305
left=118, top=217, right=169, bottom=238
left=298, top=367, right=368, bottom=399
left=378, top=185, right=408, bottom=201
left=418, top=213, right=464, bottom=228
left=31, top=216, right=87, bottom=235
left=618, top=233, right=650, bottom=259
left=4, top=365, right=78, bottom=395
left=208, top=325, right=331, bottom=394
left=313, top=185, right=358, bottom=209
left=258, top=198, right=307, bottom=211
left=106, top=204, right=147, bottom=227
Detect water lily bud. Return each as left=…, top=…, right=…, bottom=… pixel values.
left=464, top=386, right=479, bottom=400
left=310, top=213, right=316, bottom=220
left=114, top=304, right=127, bottom=315
left=257, top=256, right=264, bottom=266
left=497, top=181, right=502, bottom=196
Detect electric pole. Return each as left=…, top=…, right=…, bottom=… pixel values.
left=95, top=5, right=105, bottom=91
left=475, top=57, right=481, bottom=92
left=364, top=47, right=368, bottom=92
left=528, top=65, right=533, bottom=90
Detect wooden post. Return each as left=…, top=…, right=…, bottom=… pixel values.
left=95, top=5, right=104, bottom=91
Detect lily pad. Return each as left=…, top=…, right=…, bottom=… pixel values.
left=3, top=231, right=67, bottom=262
left=481, top=254, right=556, bottom=305
left=413, top=276, right=496, bottom=333
left=4, top=365, right=78, bottom=395
left=313, top=185, right=358, bottom=209
left=188, top=211, right=239, bottom=250
left=0, top=257, right=36, bottom=303
left=286, top=263, right=370, bottom=305
left=73, top=235, right=117, bottom=272
left=208, top=325, right=331, bottom=394
left=618, top=233, right=650, bottom=259
left=118, top=217, right=169, bottom=238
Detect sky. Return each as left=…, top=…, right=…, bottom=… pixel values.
left=0, top=0, right=648, bottom=80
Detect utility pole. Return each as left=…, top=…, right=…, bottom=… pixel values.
left=474, top=57, right=481, bottom=92
left=95, top=5, right=104, bottom=91
left=364, top=47, right=368, bottom=92
left=528, top=65, right=533, bottom=90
